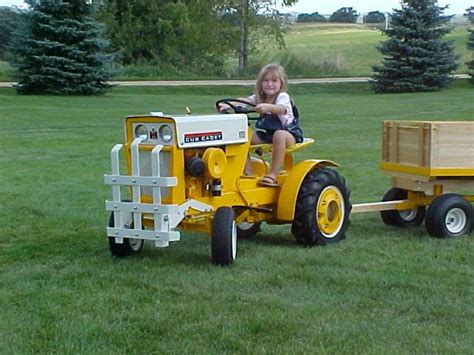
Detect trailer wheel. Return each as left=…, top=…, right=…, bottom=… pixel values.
left=381, top=188, right=425, bottom=227
left=425, top=194, right=473, bottom=238
left=212, top=207, right=237, bottom=266
left=108, top=209, right=144, bottom=257
left=237, top=222, right=261, bottom=239
left=292, top=168, right=351, bottom=246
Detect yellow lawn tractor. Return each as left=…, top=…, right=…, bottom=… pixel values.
left=104, top=99, right=352, bottom=266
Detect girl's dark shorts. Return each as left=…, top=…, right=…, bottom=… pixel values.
left=256, top=126, right=304, bottom=144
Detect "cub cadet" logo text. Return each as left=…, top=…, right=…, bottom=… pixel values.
left=184, top=131, right=223, bottom=143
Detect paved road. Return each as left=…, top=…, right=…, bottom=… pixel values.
left=109, top=77, right=373, bottom=86
left=0, top=74, right=468, bottom=88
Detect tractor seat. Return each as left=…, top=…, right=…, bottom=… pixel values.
left=250, top=137, right=314, bottom=155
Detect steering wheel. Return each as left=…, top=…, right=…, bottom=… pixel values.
left=215, top=98, right=259, bottom=120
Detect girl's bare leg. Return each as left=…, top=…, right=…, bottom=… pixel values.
left=268, top=130, right=295, bottom=179
left=244, top=131, right=263, bottom=175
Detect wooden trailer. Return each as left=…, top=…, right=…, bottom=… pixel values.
left=352, top=120, right=474, bottom=238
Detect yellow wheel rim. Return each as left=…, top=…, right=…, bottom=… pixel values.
left=316, top=186, right=345, bottom=238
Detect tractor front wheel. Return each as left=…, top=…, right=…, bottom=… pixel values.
left=212, top=207, right=237, bottom=266
left=108, top=209, right=144, bottom=257
left=292, top=168, right=351, bottom=246
left=425, top=194, right=472, bottom=238
left=381, top=188, right=425, bottom=227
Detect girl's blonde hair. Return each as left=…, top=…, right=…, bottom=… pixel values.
left=255, top=63, right=288, bottom=103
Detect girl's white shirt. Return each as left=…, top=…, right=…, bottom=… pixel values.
left=247, top=92, right=295, bottom=126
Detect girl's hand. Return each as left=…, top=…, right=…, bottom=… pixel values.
left=217, top=103, right=231, bottom=112
left=255, top=103, right=285, bottom=115
left=255, top=103, right=272, bottom=114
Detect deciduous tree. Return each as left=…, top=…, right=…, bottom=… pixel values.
left=220, top=0, right=298, bottom=74
left=297, top=12, right=326, bottom=23
left=329, top=7, right=358, bottom=23
left=97, top=0, right=231, bottom=75
left=363, top=11, right=385, bottom=24
left=466, top=6, right=474, bottom=84
left=0, top=6, right=26, bottom=61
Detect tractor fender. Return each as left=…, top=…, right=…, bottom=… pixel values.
left=277, top=159, right=339, bottom=221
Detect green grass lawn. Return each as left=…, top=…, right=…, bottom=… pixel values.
left=0, top=82, right=473, bottom=352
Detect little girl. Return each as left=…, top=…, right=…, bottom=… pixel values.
left=219, top=63, right=303, bottom=186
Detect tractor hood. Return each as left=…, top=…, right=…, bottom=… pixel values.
left=169, top=114, right=249, bottom=149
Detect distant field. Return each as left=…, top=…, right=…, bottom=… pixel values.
left=0, top=60, right=15, bottom=81
left=0, top=23, right=471, bottom=80
left=0, top=82, right=473, bottom=353
left=256, top=23, right=470, bottom=77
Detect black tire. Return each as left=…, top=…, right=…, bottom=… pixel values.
left=380, top=188, right=426, bottom=227
left=237, top=222, right=261, bottom=239
left=108, top=208, right=144, bottom=257
left=292, top=168, right=351, bottom=246
left=425, top=194, right=473, bottom=238
left=212, top=207, right=237, bottom=266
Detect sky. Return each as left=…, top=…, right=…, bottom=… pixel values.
left=278, top=0, right=471, bottom=15
left=0, top=0, right=471, bottom=15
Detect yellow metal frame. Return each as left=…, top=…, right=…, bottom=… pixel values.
left=121, top=116, right=324, bottom=235
left=380, top=162, right=474, bottom=177
left=352, top=181, right=474, bottom=215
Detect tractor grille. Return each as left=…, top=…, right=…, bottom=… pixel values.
left=139, top=150, right=171, bottom=199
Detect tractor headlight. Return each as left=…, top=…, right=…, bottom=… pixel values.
left=159, top=124, right=173, bottom=143
left=134, top=124, right=148, bottom=139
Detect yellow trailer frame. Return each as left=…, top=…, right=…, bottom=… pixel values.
left=351, top=120, right=474, bottom=238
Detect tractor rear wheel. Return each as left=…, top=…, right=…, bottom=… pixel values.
left=212, top=207, right=237, bottom=266
left=292, top=168, right=351, bottom=246
left=425, top=194, right=472, bottom=238
left=108, top=209, right=144, bottom=257
left=381, top=188, right=425, bottom=227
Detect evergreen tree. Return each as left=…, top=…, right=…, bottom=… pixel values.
left=372, top=0, right=459, bottom=93
left=11, top=0, right=110, bottom=95
left=466, top=6, right=474, bottom=85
